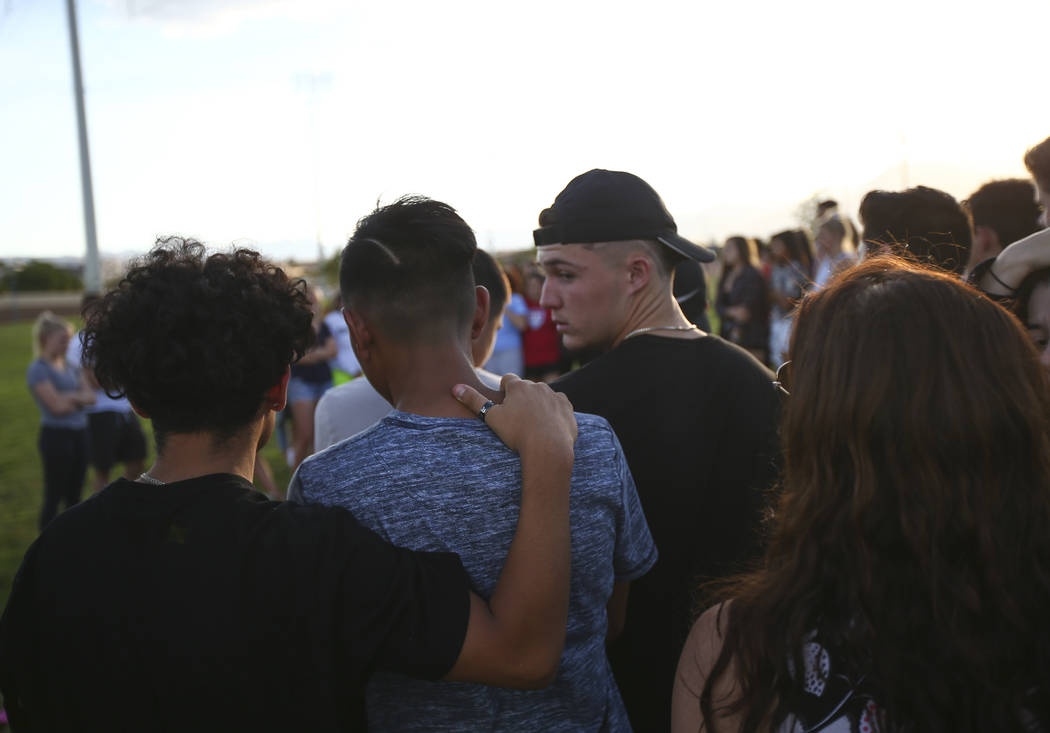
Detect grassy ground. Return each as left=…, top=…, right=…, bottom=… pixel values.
left=0, top=320, right=292, bottom=612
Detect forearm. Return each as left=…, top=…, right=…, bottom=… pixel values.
left=979, top=228, right=1050, bottom=295
left=37, top=390, right=87, bottom=415
left=444, top=376, right=576, bottom=688
left=725, top=305, right=751, bottom=323
left=487, top=441, right=572, bottom=683
left=296, top=347, right=331, bottom=366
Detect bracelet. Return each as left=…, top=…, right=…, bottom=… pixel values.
left=987, top=266, right=1016, bottom=295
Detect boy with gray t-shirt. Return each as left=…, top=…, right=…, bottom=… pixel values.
left=288, top=197, right=656, bottom=731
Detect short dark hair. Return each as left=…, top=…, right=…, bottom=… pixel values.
left=472, top=249, right=510, bottom=323
left=816, top=199, right=838, bottom=217
left=83, top=238, right=314, bottom=446
left=1024, top=136, right=1050, bottom=193
left=340, top=196, right=478, bottom=342
left=859, top=186, right=973, bottom=274
left=965, top=179, right=1042, bottom=248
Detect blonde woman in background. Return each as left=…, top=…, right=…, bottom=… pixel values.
left=26, top=311, right=95, bottom=530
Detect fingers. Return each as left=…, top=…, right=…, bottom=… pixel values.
left=498, top=372, right=522, bottom=395
left=453, top=383, right=490, bottom=415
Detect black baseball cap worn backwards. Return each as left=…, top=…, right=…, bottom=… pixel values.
left=533, top=169, right=716, bottom=263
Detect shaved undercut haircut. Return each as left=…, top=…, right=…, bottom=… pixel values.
left=585, top=239, right=683, bottom=282
left=340, top=196, right=478, bottom=343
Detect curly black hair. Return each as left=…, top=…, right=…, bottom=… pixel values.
left=83, top=237, right=314, bottom=446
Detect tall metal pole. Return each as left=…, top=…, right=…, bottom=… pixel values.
left=64, top=0, right=101, bottom=295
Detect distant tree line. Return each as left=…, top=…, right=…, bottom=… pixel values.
left=0, top=261, right=83, bottom=292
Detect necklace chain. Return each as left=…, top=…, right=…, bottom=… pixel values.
left=136, top=472, right=166, bottom=486
left=623, top=324, right=700, bottom=341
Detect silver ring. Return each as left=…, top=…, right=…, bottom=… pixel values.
left=478, top=400, right=496, bottom=422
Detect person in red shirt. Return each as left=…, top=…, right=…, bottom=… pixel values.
left=522, top=270, right=564, bottom=382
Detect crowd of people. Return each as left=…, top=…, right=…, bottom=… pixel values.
left=2, top=133, right=1050, bottom=732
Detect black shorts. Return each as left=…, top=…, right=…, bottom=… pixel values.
left=87, top=411, right=147, bottom=473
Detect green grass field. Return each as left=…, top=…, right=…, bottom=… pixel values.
left=0, top=320, right=293, bottom=611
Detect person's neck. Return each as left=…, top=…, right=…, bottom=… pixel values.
left=43, top=350, right=64, bottom=368
left=144, top=427, right=260, bottom=485
left=385, top=341, right=499, bottom=417
left=612, top=289, right=701, bottom=348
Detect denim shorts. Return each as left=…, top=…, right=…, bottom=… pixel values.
left=287, top=376, right=332, bottom=404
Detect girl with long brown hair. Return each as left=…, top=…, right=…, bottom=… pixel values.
left=673, top=256, right=1050, bottom=731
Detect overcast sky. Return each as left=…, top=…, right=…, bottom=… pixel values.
left=1, top=0, right=1048, bottom=261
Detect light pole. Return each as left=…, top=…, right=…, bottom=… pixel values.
left=64, top=0, right=101, bottom=295
left=294, top=72, right=332, bottom=268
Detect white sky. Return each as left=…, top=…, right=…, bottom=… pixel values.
left=1, top=0, right=1048, bottom=261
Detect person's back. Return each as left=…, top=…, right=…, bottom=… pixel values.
left=0, top=238, right=582, bottom=732
left=292, top=409, right=654, bottom=731
left=552, top=333, right=778, bottom=720
left=289, top=196, right=656, bottom=731
left=4, top=473, right=469, bottom=731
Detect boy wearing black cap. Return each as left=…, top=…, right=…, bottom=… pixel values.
left=535, top=169, right=781, bottom=732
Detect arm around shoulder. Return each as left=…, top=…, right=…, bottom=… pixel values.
left=443, top=377, right=577, bottom=688
left=977, top=228, right=1050, bottom=296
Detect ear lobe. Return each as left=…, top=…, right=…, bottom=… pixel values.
left=471, top=286, right=491, bottom=340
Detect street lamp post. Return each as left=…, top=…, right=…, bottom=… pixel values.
left=64, top=0, right=101, bottom=295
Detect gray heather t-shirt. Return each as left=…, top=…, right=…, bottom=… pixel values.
left=288, top=410, right=657, bottom=733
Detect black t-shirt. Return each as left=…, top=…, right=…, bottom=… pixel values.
left=552, top=334, right=780, bottom=732
left=0, top=474, right=470, bottom=732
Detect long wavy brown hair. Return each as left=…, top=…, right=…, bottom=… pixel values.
left=700, top=256, right=1050, bottom=731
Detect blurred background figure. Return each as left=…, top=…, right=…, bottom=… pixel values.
left=67, top=296, right=147, bottom=495
left=767, top=230, right=810, bottom=367
left=484, top=263, right=527, bottom=377
left=815, top=198, right=839, bottom=219
left=715, top=236, right=769, bottom=363
left=859, top=186, right=973, bottom=274
left=522, top=268, right=564, bottom=382
left=27, top=312, right=94, bottom=530
left=964, top=179, right=1043, bottom=275
left=323, top=292, right=362, bottom=385
left=1024, top=135, right=1050, bottom=228
left=673, top=258, right=712, bottom=332
left=812, top=215, right=856, bottom=289
left=287, top=284, right=337, bottom=467
left=793, top=228, right=816, bottom=281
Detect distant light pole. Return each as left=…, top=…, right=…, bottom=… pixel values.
left=64, top=0, right=101, bottom=295
left=294, top=72, right=332, bottom=267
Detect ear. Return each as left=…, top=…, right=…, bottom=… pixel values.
left=624, top=253, right=653, bottom=295
left=471, top=286, right=491, bottom=341
left=264, top=366, right=291, bottom=412
left=129, top=401, right=150, bottom=419
left=344, top=309, right=375, bottom=364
